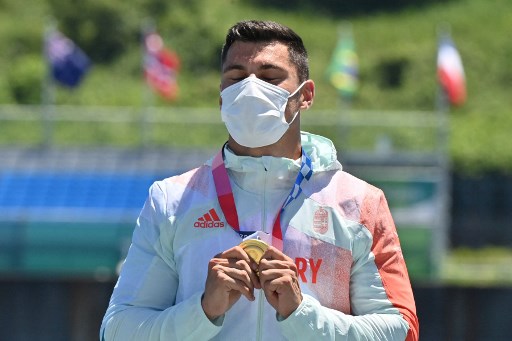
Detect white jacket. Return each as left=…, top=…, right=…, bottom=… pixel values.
left=101, top=132, right=419, bottom=340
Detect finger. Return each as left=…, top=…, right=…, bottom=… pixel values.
left=262, top=271, right=297, bottom=288
left=260, top=246, right=292, bottom=262
left=219, top=259, right=261, bottom=291
left=249, top=265, right=262, bottom=290
left=228, top=245, right=262, bottom=278
left=215, top=245, right=253, bottom=263
left=259, top=252, right=297, bottom=275
left=212, top=246, right=262, bottom=289
left=259, top=268, right=296, bottom=288
left=210, top=263, right=256, bottom=299
left=233, top=257, right=260, bottom=287
left=203, top=266, right=244, bottom=318
left=261, top=275, right=303, bottom=318
left=228, top=254, right=260, bottom=289
left=216, top=261, right=255, bottom=286
left=209, top=253, right=261, bottom=290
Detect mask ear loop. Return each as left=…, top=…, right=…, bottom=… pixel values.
left=287, top=81, right=307, bottom=99
left=286, top=109, right=300, bottom=126
left=284, top=81, right=308, bottom=124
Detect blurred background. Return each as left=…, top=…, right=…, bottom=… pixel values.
left=1, top=0, right=511, bottom=340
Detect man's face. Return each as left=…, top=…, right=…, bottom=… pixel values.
left=220, top=41, right=303, bottom=121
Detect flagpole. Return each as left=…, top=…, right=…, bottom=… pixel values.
left=435, top=23, right=451, bottom=155
left=338, top=85, right=351, bottom=154
left=140, top=18, right=156, bottom=149
left=41, top=19, right=57, bottom=148
left=434, top=22, right=452, bottom=281
left=335, top=21, right=356, bottom=152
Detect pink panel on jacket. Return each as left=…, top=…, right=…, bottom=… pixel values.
left=285, top=226, right=353, bottom=314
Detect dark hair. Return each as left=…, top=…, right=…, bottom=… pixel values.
left=221, top=20, right=309, bottom=82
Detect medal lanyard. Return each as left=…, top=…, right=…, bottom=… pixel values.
left=212, top=144, right=313, bottom=250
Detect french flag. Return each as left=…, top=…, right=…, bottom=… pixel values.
left=437, top=35, right=466, bottom=106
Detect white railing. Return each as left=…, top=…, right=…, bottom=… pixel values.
left=0, top=104, right=447, bottom=154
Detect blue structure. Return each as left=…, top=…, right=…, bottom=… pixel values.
left=0, top=147, right=211, bottom=278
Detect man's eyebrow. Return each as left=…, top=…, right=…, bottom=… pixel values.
left=222, top=64, right=245, bottom=73
left=260, top=63, right=286, bottom=72
left=222, top=63, right=286, bottom=73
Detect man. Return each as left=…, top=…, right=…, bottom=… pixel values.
left=101, top=20, right=419, bottom=340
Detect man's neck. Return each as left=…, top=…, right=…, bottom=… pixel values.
left=226, top=134, right=301, bottom=159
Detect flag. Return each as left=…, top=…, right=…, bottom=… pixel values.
left=45, top=30, right=91, bottom=88
left=437, top=35, right=466, bottom=106
left=326, top=27, right=359, bottom=99
left=143, top=32, right=180, bottom=101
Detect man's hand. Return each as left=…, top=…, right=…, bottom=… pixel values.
left=258, top=246, right=302, bottom=318
left=201, top=246, right=260, bottom=320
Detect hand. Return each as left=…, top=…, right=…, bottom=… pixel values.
left=201, top=246, right=260, bottom=320
left=258, top=246, right=302, bottom=318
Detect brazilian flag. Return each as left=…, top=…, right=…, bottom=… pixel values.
left=326, top=26, right=358, bottom=100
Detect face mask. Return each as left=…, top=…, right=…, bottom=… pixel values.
left=220, top=77, right=305, bottom=148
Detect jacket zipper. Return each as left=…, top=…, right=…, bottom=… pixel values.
left=262, top=165, right=269, bottom=234
left=256, top=290, right=265, bottom=341
left=256, top=167, right=269, bottom=341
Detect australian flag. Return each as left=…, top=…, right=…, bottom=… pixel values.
left=45, top=30, right=91, bottom=88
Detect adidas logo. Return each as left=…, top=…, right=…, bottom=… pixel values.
left=194, top=208, right=225, bottom=228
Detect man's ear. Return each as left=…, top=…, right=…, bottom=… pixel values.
left=300, top=80, right=315, bottom=110
left=219, top=83, right=223, bottom=109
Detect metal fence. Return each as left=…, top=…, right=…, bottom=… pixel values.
left=0, top=104, right=447, bottom=153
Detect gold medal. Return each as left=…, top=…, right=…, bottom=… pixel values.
left=239, top=239, right=268, bottom=264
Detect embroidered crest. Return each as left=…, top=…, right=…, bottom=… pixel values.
left=313, top=207, right=329, bottom=234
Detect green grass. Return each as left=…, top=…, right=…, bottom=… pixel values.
left=441, top=247, right=512, bottom=286
left=1, top=0, right=511, bottom=173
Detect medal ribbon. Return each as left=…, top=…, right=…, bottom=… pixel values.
left=212, top=144, right=313, bottom=250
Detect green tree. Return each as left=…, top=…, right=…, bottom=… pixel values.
left=47, top=0, right=140, bottom=64
left=6, top=54, right=44, bottom=104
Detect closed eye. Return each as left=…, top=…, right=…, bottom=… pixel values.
left=260, top=77, right=280, bottom=85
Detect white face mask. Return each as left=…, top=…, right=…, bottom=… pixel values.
left=220, top=77, right=306, bottom=148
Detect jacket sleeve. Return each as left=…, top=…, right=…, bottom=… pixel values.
left=278, top=187, right=419, bottom=340
left=100, top=182, right=221, bottom=340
